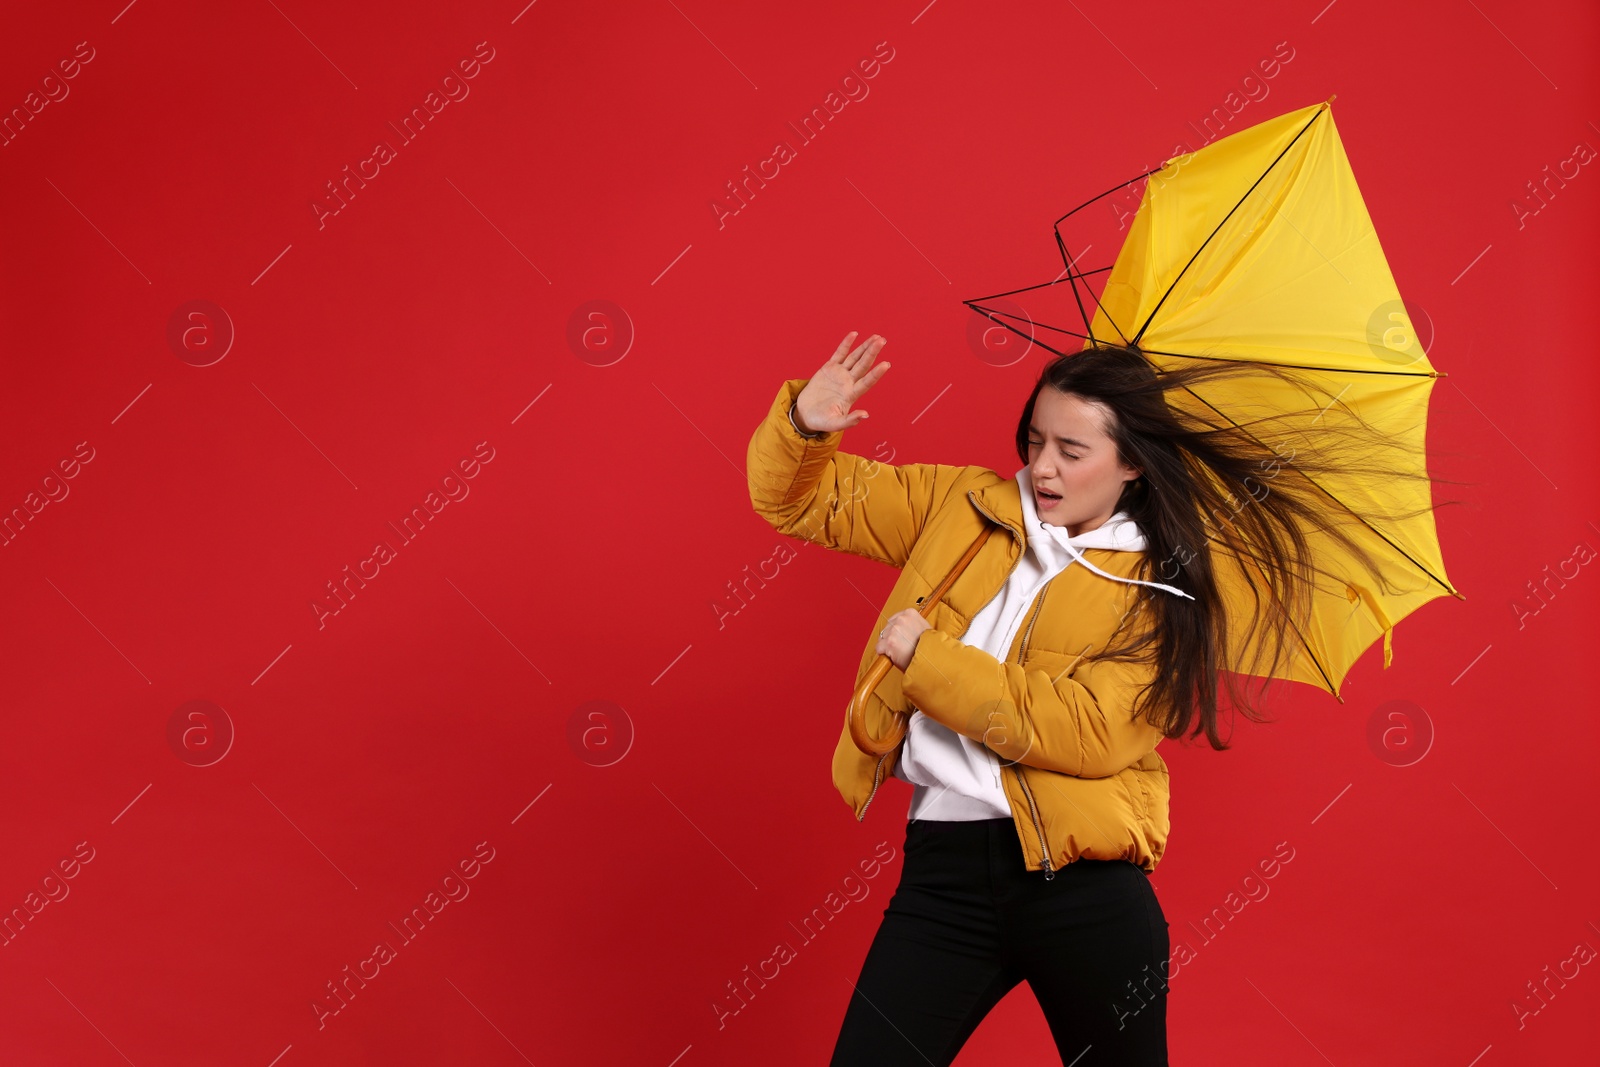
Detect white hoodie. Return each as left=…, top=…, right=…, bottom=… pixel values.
left=893, top=466, right=1195, bottom=821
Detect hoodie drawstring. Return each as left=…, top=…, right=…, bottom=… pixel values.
left=1053, top=532, right=1197, bottom=601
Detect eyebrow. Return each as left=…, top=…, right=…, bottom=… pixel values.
left=1027, top=425, right=1093, bottom=449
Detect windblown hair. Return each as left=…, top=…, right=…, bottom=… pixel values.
left=1012, top=342, right=1466, bottom=751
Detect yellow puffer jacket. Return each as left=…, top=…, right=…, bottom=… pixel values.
left=747, top=377, right=1174, bottom=876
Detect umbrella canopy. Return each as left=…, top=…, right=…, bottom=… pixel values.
left=968, top=98, right=1461, bottom=700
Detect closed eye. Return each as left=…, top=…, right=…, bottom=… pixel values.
left=1028, top=440, right=1079, bottom=460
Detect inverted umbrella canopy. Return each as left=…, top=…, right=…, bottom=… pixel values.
left=966, top=97, right=1462, bottom=701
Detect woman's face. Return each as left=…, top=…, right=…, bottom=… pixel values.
left=1026, top=387, right=1142, bottom=536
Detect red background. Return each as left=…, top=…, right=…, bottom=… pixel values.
left=1, top=1, right=1596, bottom=1064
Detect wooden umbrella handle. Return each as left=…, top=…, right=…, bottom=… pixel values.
left=847, top=526, right=998, bottom=756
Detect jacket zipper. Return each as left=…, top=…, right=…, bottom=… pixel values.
left=856, top=753, right=888, bottom=821
left=856, top=493, right=1030, bottom=829
left=1012, top=582, right=1056, bottom=879
left=1018, top=582, right=1048, bottom=660
left=1013, top=765, right=1054, bottom=880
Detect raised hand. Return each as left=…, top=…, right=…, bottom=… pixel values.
left=793, top=331, right=891, bottom=435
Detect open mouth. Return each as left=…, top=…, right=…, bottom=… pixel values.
left=1036, top=488, right=1061, bottom=509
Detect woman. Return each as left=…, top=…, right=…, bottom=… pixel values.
left=746, top=331, right=1441, bottom=1065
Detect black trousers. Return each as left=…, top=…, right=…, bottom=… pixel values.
left=829, top=817, right=1170, bottom=1066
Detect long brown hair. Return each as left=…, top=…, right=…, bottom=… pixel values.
left=1012, top=342, right=1466, bottom=750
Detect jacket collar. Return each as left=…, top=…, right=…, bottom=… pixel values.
left=965, top=468, right=1196, bottom=601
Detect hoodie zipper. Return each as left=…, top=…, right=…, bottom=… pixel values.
left=857, top=493, right=1026, bottom=823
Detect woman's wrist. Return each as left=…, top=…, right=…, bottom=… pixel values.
left=789, top=400, right=824, bottom=439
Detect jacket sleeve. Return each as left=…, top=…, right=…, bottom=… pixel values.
left=898, top=607, right=1167, bottom=778
left=747, top=377, right=974, bottom=569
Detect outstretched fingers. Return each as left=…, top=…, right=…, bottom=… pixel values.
left=848, top=358, right=890, bottom=402
left=831, top=331, right=862, bottom=365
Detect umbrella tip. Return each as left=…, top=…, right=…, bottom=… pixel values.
left=1326, top=93, right=1337, bottom=105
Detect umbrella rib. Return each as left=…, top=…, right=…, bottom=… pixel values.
left=1051, top=164, right=1170, bottom=228
left=964, top=265, right=1130, bottom=355
left=1046, top=163, right=1169, bottom=347
left=963, top=163, right=1165, bottom=346
left=1177, top=380, right=1461, bottom=599
left=1132, top=106, right=1329, bottom=346
left=1133, top=345, right=1440, bottom=378
left=969, top=305, right=1096, bottom=341
left=965, top=268, right=1111, bottom=305
left=1058, top=232, right=1129, bottom=346
left=963, top=306, right=1102, bottom=359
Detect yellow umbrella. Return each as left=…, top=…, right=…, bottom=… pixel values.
left=967, top=97, right=1462, bottom=701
